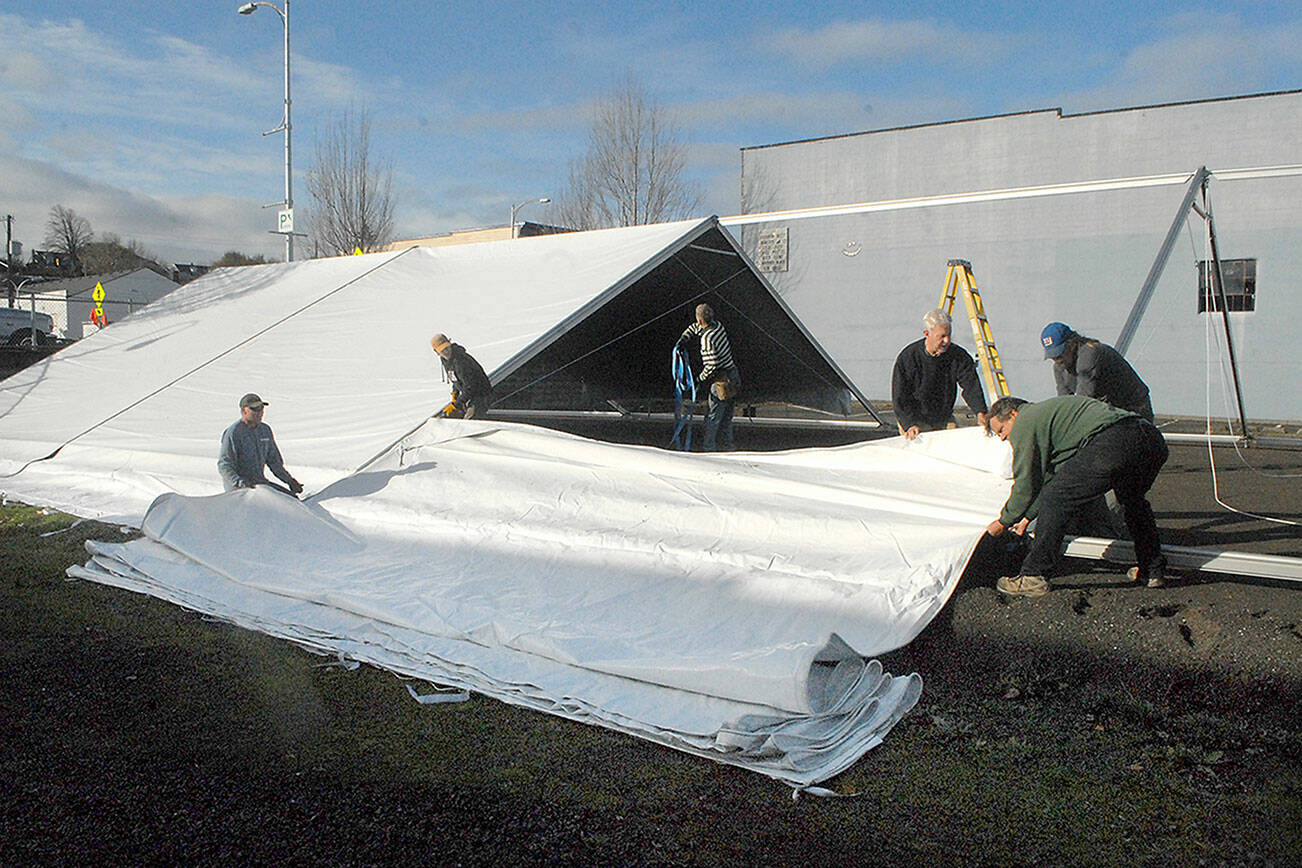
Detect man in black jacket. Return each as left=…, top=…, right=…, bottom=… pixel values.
left=431, top=333, right=492, bottom=419
left=891, top=309, right=988, bottom=439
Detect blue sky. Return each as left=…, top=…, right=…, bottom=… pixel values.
left=2, top=1, right=1299, bottom=264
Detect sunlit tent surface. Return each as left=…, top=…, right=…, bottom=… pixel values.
left=0, top=217, right=862, bottom=523
left=1, top=219, right=1014, bottom=787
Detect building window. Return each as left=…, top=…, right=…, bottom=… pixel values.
left=1197, top=258, right=1255, bottom=313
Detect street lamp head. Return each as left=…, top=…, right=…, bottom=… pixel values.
left=237, top=3, right=257, bottom=14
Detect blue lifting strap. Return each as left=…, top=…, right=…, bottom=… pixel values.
left=670, top=344, right=696, bottom=451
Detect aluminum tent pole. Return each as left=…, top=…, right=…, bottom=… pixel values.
left=1114, top=167, right=1209, bottom=355
left=1200, top=182, right=1251, bottom=438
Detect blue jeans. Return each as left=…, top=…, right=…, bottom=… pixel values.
left=703, top=367, right=740, bottom=451
left=1021, top=418, right=1167, bottom=577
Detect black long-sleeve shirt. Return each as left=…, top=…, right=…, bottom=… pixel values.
left=891, top=338, right=988, bottom=430
left=440, top=343, right=492, bottom=406
left=1053, top=341, right=1152, bottom=421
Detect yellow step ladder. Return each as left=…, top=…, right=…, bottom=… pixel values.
left=939, top=259, right=1010, bottom=399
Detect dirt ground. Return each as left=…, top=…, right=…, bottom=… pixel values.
left=1, top=438, right=1299, bottom=865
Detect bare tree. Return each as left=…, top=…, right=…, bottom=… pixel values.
left=80, top=234, right=163, bottom=276
left=305, top=107, right=397, bottom=256
left=43, top=205, right=94, bottom=269
left=553, top=78, right=700, bottom=230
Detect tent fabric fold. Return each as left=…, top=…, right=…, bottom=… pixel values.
left=69, top=421, right=1012, bottom=787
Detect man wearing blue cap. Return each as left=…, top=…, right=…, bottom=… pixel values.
left=1040, top=323, right=1153, bottom=421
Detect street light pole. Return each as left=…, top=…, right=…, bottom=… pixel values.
left=238, top=0, right=293, bottom=263
left=510, top=197, right=550, bottom=239
left=4, top=214, right=14, bottom=307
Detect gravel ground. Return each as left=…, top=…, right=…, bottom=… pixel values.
left=1, top=438, right=1299, bottom=865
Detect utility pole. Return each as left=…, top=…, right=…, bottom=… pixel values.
left=238, top=0, right=294, bottom=262
left=4, top=214, right=13, bottom=308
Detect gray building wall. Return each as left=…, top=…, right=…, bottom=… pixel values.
left=736, top=90, right=1302, bottom=422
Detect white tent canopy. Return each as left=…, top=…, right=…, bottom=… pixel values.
left=1, top=218, right=864, bottom=523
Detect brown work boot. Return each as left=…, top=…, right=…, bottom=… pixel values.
left=996, top=574, right=1050, bottom=598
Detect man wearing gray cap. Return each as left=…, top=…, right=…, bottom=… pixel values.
left=217, top=393, right=304, bottom=496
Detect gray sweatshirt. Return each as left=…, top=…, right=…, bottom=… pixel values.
left=217, top=420, right=295, bottom=491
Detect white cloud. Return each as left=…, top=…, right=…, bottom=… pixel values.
left=762, top=18, right=1010, bottom=68
left=0, top=12, right=366, bottom=142
left=676, top=89, right=969, bottom=142
left=452, top=100, right=595, bottom=135
left=0, top=149, right=282, bottom=264
left=0, top=49, right=50, bottom=89
left=1058, top=14, right=1302, bottom=113
left=0, top=9, right=382, bottom=259
left=153, top=34, right=267, bottom=95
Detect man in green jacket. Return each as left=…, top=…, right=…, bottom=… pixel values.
left=984, top=394, right=1168, bottom=597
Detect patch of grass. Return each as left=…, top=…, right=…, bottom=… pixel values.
left=2, top=501, right=1301, bottom=865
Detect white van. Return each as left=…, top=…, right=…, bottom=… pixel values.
left=0, top=307, right=56, bottom=345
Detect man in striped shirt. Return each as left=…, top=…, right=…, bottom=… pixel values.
left=677, top=303, right=741, bottom=451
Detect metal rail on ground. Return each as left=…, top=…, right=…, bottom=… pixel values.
left=1162, top=432, right=1302, bottom=450
left=488, top=408, right=885, bottom=430
left=489, top=410, right=1302, bottom=445
left=1064, top=536, right=1302, bottom=583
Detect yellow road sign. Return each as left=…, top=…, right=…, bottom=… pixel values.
left=92, top=281, right=105, bottom=303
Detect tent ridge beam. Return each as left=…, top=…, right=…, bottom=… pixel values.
left=687, top=244, right=739, bottom=257
left=720, top=164, right=1302, bottom=226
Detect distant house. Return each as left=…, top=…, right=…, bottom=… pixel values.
left=171, top=263, right=212, bottom=284
left=33, top=269, right=180, bottom=339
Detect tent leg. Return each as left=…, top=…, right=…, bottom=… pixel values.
left=1115, top=167, right=1209, bottom=355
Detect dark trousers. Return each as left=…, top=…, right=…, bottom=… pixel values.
left=1021, top=418, right=1168, bottom=577
left=703, top=367, right=739, bottom=451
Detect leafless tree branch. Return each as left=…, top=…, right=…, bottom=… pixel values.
left=305, top=107, right=397, bottom=256
left=43, top=205, right=94, bottom=268
left=554, top=78, right=699, bottom=230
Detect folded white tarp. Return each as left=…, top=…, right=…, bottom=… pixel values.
left=71, top=421, right=1013, bottom=787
